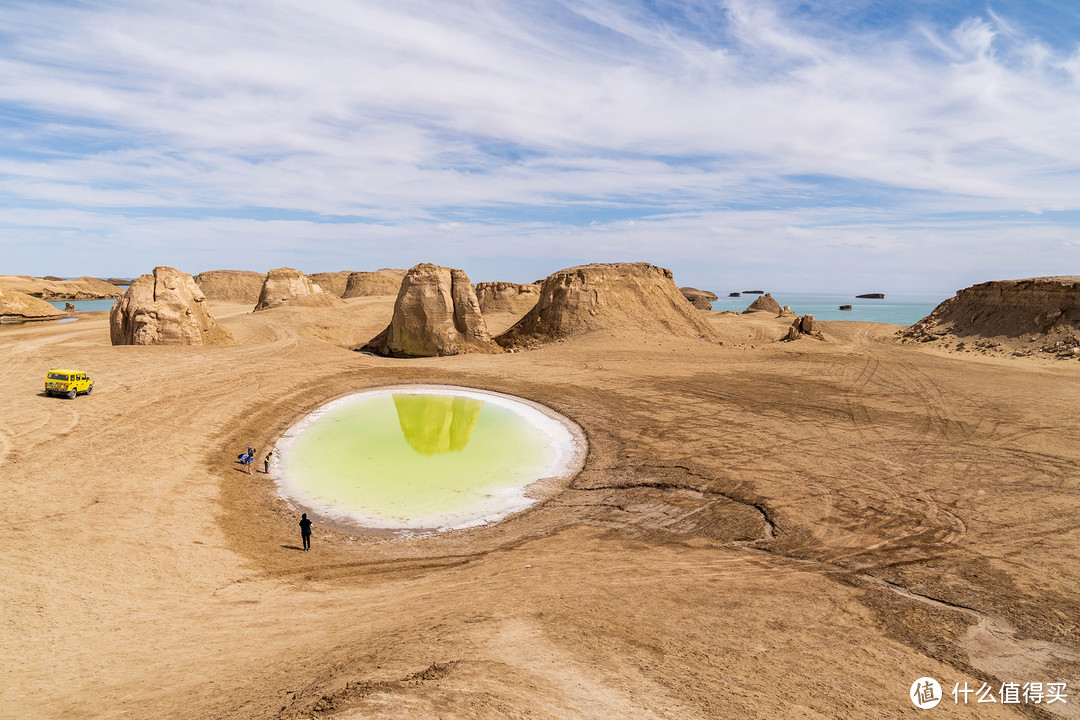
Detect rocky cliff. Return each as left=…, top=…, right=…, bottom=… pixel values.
left=902, top=277, right=1080, bottom=358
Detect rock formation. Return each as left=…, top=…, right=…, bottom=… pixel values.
left=254, top=268, right=342, bottom=311
left=679, top=287, right=719, bottom=311
left=64, top=302, right=75, bottom=311
left=902, top=277, right=1080, bottom=358
left=743, top=290, right=765, bottom=294
left=310, top=271, right=353, bottom=297
left=743, top=293, right=781, bottom=314
left=0, top=275, right=122, bottom=300
left=778, top=305, right=797, bottom=318
left=342, top=269, right=408, bottom=298
left=856, top=293, right=885, bottom=299
left=0, top=289, right=63, bottom=322
left=782, top=314, right=823, bottom=341
left=475, top=281, right=541, bottom=315
left=194, top=270, right=265, bottom=304
left=495, top=263, right=715, bottom=348
left=110, top=267, right=233, bottom=345
left=839, top=305, right=853, bottom=311
left=361, top=264, right=500, bottom=357
left=728, top=292, right=741, bottom=297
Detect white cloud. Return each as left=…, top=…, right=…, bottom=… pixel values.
left=0, top=0, right=1078, bottom=287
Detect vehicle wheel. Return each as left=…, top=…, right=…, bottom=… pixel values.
left=86, top=386, right=93, bottom=395
left=67, top=390, right=76, bottom=399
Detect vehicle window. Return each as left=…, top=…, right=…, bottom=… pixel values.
left=48, top=373, right=65, bottom=380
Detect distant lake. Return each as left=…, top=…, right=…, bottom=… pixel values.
left=711, top=292, right=948, bottom=326
left=47, top=299, right=117, bottom=312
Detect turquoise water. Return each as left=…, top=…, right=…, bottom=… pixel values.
left=710, top=292, right=948, bottom=325
left=47, top=299, right=116, bottom=312
left=275, top=388, right=583, bottom=531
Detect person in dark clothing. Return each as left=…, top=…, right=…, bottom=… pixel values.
left=299, top=513, right=312, bottom=551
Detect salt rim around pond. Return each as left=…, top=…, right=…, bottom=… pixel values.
left=271, top=385, right=586, bottom=533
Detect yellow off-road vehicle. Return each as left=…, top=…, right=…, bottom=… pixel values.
left=45, top=369, right=94, bottom=399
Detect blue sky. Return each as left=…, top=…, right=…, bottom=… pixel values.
left=2, top=0, right=1079, bottom=293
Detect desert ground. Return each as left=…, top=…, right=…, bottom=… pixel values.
left=2, top=296, right=1079, bottom=719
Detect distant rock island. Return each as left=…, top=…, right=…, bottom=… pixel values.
left=839, top=305, right=853, bottom=311
left=856, top=293, right=885, bottom=299
left=728, top=292, right=741, bottom=297
left=742, top=290, right=765, bottom=294
left=679, top=287, right=718, bottom=310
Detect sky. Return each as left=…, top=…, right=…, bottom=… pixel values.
left=2, top=0, right=1080, bottom=294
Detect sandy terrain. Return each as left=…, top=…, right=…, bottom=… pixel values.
left=2, top=297, right=1079, bottom=719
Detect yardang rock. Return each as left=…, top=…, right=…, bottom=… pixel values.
left=110, top=267, right=233, bottom=345
left=342, top=269, right=407, bottom=298
left=496, top=262, right=715, bottom=347
left=0, top=289, right=63, bottom=322
left=362, top=264, right=500, bottom=357
left=743, top=293, right=782, bottom=314
left=255, top=268, right=342, bottom=310
left=194, top=270, right=265, bottom=304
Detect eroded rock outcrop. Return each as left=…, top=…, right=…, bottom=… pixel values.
left=783, top=314, right=823, bottom=341
left=310, top=271, right=353, bottom=297
left=110, top=267, right=233, bottom=345
left=680, top=287, right=719, bottom=311
left=476, top=281, right=541, bottom=315
left=0, top=289, right=63, bottom=322
left=255, top=268, right=342, bottom=311
left=362, top=264, right=500, bottom=357
left=342, top=269, right=407, bottom=298
left=743, top=293, right=781, bottom=314
left=194, top=270, right=265, bottom=304
left=496, top=263, right=715, bottom=348
left=0, top=275, right=122, bottom=300
left=902, top=277, right=1080, bottom=358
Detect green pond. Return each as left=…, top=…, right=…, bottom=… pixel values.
left=274, top=387, right=583, bottom=531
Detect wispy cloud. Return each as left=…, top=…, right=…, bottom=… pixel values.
left=0, top=0, right=1078, bottom=290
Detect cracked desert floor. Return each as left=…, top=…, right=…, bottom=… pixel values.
left=3, top=297, right=1079, bottom=719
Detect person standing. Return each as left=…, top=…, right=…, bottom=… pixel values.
left=263, top=451, right=272, bottom=474
left=299, top=513, right=312, bottom=551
